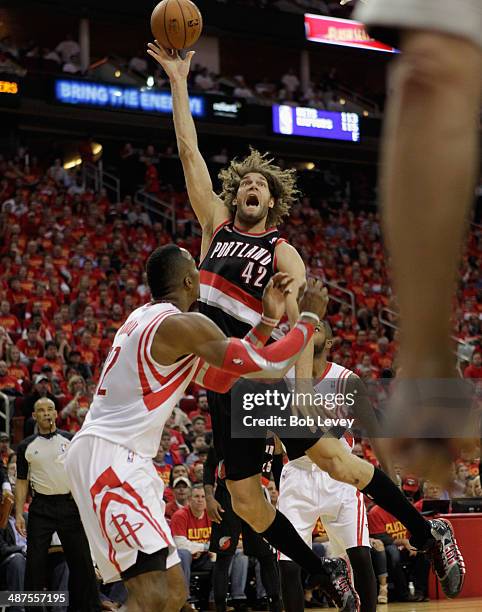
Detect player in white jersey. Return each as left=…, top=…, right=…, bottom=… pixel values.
left=64, top=244, right=324, bottom=612
left=278, top=322, right=377, bottom=612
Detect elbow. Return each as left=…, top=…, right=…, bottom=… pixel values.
left=177, top=140, right=197, bottom=161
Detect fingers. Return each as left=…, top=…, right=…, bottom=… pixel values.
left=271, top=272, right=295, bottom=294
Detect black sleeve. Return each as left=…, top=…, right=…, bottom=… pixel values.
left=271, top=453, right=284, bottom=491
left=16, top=438, right=32, bottom=481
left=203, top=445, right=218, bottom=488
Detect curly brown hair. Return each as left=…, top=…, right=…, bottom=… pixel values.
left=218, top=148, right=299, bottom=228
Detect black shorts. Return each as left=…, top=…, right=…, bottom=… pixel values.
left=209, top=483, right=273, bottom=558
left=121, top=548, right=168, bottom=581
left=208, top=379, right=319, bottom=481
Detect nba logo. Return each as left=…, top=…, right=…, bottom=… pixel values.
left=278, top=106, right=293, bottom=135
left=127, top=451, right=135, bottom=463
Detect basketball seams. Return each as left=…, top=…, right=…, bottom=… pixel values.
left=175, top=0, right=188, bottom=50
left=164, top=0, right=175, bottom=50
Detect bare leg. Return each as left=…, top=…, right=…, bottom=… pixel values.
left=226, top=474, right=275, bottom=532
left=165, top=563, right=188, bottom=612
left=381, top=31, right=481, bottom=376
left=124, top=567, right=186, bottom=612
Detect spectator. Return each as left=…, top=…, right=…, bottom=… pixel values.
left=32, top=341, right=64, bottom=379
left=22, top=375, right=60, bottom=437
left=0, top=433, right=14, bottom=467
left=58, top=376, right=90, bottom=433
left=6, top=346, right=29, bottom=385
left=0, top=360, right=22, bottom=395
left=267, top=480, right=279, bottom=507
left=188, top=390, right=212, bottom=430
left=452, top=463, right=470, bottom=497
left=55, top=34, right=80, bottom=64
left=188, top=416, right=212, bottom=446
left=16, top=328, right=44, bottom=364
left=0, top=504, right=27, bottom=612
left=233, top=76, right=254, bottom=100
left=166, top=476, right=191, bottom=520
left=464, top=351, right=482, bottom=379
left=186, top=436, right=208, bottom=467
left=0, top=301, right=21, bottom=335
left=281, top=68, right=300, bottom=94
left=171, top=484, right=213, bottom=603
left=465, top=475, right=482, bottom=498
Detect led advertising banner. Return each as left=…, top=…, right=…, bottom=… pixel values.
left=304, top=14, right=398, bottom=53
left=272, top=105, right=360, bottom=142
left=55, top=79, right=205, bottom=117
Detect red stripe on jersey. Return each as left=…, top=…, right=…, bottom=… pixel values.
left=144, top=357, right=196, bottom=411
left=142, top=310, right=189, bottom=386
left=315, top=362, right=333, bottom=385
left=200, top=270, right=262, bottom=314
left=136, top=309, right=178, bottom=396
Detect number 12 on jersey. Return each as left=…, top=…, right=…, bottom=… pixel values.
left=96, top=346, right=121, bottom=396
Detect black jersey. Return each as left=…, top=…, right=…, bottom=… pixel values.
left=199, top=221, right=283, bottom=338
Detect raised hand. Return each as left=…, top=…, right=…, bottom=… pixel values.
left=262, top=273, right=295, bottom=322
left=147, top=40, right=195, bottom=82
left=299, top=278, right=329, bottom=320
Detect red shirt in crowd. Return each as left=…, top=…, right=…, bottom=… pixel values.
left=464, top=364, right=482, bottom=379
left=368, top=505, right=409, bottom=540
left=0, top=313, right=21, bottom=333
left=16, top=338, right=44, bottom=360
left=170, top=506, right=211, bottom=544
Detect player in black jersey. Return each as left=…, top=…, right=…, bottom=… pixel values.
left=204, top=439, right=282, bottom=612
left=148, top=41, right=466, bottom=607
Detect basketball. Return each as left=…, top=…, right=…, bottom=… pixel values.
left=151, top=0, right=203, bottom=50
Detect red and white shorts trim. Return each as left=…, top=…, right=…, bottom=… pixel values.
left=277, top=460, right=369, bottom=560
left=65, top=435, right=179, bottom=583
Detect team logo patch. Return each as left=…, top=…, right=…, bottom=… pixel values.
left=219, top=537, right=231, bottom=551
left=232, top=358, right=244, bottom=366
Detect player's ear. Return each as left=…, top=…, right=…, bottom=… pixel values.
left=326, top=339, right=334, bottom=350
left=268, top=196, right=275, bottom=209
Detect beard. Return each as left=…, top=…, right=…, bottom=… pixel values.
left=235, top=201, right=269, bottom=227
left=313, top=342, right=326, bottom=356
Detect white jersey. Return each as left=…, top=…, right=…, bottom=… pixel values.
left=75, top=302, right=200, bottom=458
left=291, top=361, right=355, bottom=469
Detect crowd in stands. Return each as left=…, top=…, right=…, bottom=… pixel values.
left=0, top=145, right=480, bottom=606
left=0, top=27, right=368, bottom=114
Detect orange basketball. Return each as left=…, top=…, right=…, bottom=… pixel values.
left=151, top=0, right=203, bottom=51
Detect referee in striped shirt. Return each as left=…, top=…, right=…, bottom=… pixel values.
left=15, top=398, right=101, bottom=611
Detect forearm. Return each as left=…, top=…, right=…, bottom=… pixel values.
left=174, top=535, right=206, bottom=554
left=171, top=79, right=199, bottom=157
left=214, top=316, right=317, bottom=380
left=15, top=480, right=28, bottom=516
left=198, top=318, right=276, bottom=392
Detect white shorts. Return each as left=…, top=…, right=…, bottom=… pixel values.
left=277, top=461, right=369, bottom=561
left=354, top=0, right=482, bottom=48
left=64, top=435, right=179, bottom=583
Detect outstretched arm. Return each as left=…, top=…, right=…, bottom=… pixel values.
left=147, top=42, right=228, bottom=240
left=152, top=310, right=317, bottom=381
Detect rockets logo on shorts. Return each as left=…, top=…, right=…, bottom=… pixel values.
left=111, top=513, right=144, bottom=548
